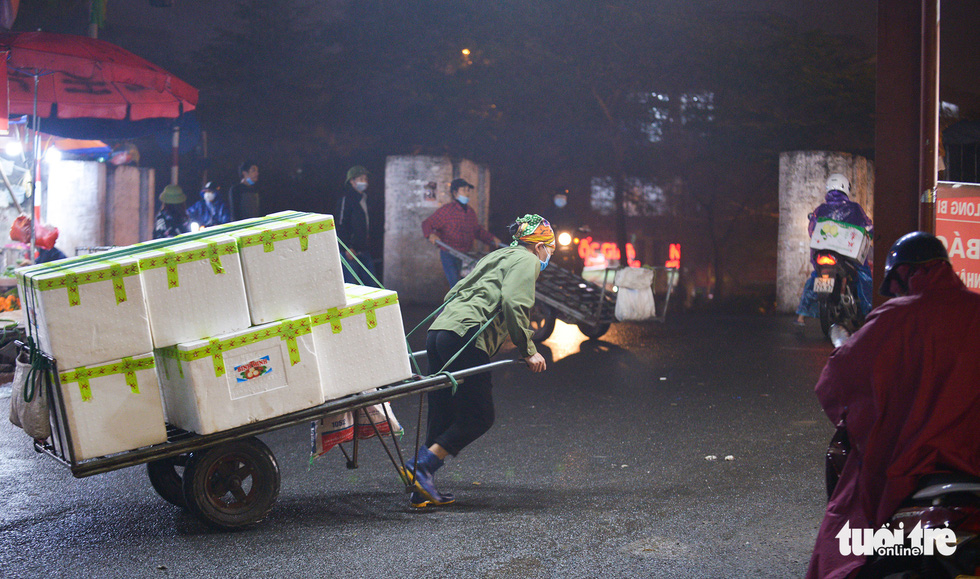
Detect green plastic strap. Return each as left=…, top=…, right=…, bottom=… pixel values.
left=160, top=319, right=312, bottom=377
left=336, top=237, right=384, bottom=288
left=108, top=262, right=128, bottom=304
left=438, top=371, right=459, bottom=395
left=431, top=313, right=499, bottom=395
left=260, top=230, right=278, bottom=252
left=237, top=219, right=336, bottom=253
left=19, top=212, right=304, bottom=284
left=207, top=338, right=225, bottom=376
left=59, top=355, right=156, bottom=402
left=206, top=242, right=226, bottom=274
left=63, top=271, right=80, bottom=306
left=310, top=295, right=398, bottom=334
left=316, top=306, right=344, bottom=334
left=33, top=262, right=140, bottom=308
left=138, top=241, right=238, bottom=289
left=279, top=317, right=313, bottom=365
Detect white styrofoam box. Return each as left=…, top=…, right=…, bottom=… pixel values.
left=57, top=353, right=168, bottom=460
left=16, top=255, right=153, bottom=369
left=809, top=219, right=871, bottom=262
left=135, top=234, right=251, bottom=348
left=232, top=213, right=346, bottom=325
left=311, top=284, right=412, bottom=402
left=156, top=316, right=321, bottom=434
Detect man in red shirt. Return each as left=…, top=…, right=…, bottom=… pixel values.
left=421, top=178, right=501, bottom=285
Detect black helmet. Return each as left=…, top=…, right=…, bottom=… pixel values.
left=879, top=231, right=950, bottom=297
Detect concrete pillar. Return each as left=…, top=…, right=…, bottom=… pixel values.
left=45, top=161, right=107, bottom=257
left=383, top=156, right=490, bottom=304
left=776, top=151, right=874, bottom=314
left=45, top=161, right=156, bottom=257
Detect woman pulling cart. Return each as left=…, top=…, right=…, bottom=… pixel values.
left=400, top=214, right=554, bottom=508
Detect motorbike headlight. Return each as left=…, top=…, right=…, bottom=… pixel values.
left=558, top=231, right=572, bottom=247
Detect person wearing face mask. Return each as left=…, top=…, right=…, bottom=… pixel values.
left=421, top=178, right=502, bottom=286
left=153, top=184, right=190, bottom=239
left=228, top=160, right=261, bottom=220
left=543, top=189, right=578, bottom=233
left=335, top=165, right=380, bottom=287
left=399, top=214, right=551, bottom=508
left=187, top=182, right=232, bottom=229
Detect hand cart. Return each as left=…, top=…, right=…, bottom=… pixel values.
left=435, top=241, right=676, bottom=340
left=434, top=240, right=616, bottom=340
left=24, top=343, right=519, bottom=530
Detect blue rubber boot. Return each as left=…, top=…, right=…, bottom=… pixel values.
left=400, top=447, right=455, bottom=506
left=409, top=491, right=455, bottom=508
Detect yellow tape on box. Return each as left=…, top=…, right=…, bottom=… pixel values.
left=159, top=317, right=313, bottom=378
left=231, top=213, right=346, bottom=325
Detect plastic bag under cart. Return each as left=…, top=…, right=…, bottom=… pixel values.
left=25, top=341, right=518, bottom=531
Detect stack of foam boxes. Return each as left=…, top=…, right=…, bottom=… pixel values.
left=17, top=211, right=412, bottom=460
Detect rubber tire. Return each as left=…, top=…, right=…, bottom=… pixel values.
left=529, top=302, right=557, bottom=342
left=147, top=455, right=188, bottom=508
left=819, top=300, right=833, bottom=338
left=577, top=322, right=610, bottom=340
left=182, top=437, right=280, bottom=530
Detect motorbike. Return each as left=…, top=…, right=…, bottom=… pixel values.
left=552, top=225, right=589, bottom=275
left=812, top=249, right=865, bottom=338
left=826, top=418, right=980, bottom=578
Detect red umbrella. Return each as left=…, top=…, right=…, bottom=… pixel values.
left=0, top=31, right=198, bottom=123
left=0, top=31, right=198, bottom=258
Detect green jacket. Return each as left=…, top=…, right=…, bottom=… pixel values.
left=430, top=246, right=540, bottom=358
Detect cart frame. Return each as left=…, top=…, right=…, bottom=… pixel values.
left=24, top=344, right=517, bottom=529
left=34, top=350, right=512, bottom=478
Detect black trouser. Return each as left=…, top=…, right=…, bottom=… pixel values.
left=425, top=328, right=494, bottom=456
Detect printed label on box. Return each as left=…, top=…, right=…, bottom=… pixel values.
left=225, top=348, right=287, bottom=400
left=234, top=355, right=273, bottom=383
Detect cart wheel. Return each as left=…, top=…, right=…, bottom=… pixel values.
left=182, top=437, right=280, bottom=530
left=530, top=302, right=556, bottom=341
left=147, top=455, right=188, bottom=508
left=577, top=322, right=610, bottom=340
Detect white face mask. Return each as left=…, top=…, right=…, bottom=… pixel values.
left=203, top=192, right=216, bottom=202
left=354, top=181, right=368, bottom=193
left=456, top=195, right=469, bottom=205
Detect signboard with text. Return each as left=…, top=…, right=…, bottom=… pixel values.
left=935, top=182, right=980, bottom=293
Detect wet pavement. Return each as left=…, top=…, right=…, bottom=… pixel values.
left=0, top=309, right=836, bottom=578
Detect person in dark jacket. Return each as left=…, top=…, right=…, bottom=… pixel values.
left=187, top=181, right=232, bottom=228
left=228, top=160, right=260, bottom=220
left=807, top=232, right=980, bottom=579
left=153, top=185, right=190, bottom=239
left=335, top=165, right=380, bottom=287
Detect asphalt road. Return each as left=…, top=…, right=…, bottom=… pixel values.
left=0, top=310, right=836, bottom=578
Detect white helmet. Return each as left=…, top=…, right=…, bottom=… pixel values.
left=826, top=173, right=850, bottom=195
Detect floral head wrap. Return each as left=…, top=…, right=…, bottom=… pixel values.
left=510, top=214, right=555, bottom=248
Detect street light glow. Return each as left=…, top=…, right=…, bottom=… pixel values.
left=461, top=48, right=471, bottom=56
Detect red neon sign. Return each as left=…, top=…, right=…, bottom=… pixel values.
left=665, top=243, right=681, bottom=268
left=577, top=237, right=641, bottom=267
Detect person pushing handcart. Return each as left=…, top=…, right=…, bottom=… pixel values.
left=398, top=214, right=554, bottom=508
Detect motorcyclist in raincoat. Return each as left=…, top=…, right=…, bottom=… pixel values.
left=807, top=232, right=980, bottom=579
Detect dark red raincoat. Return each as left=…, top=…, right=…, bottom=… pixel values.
left=807, top=263, right=980, bottom=579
